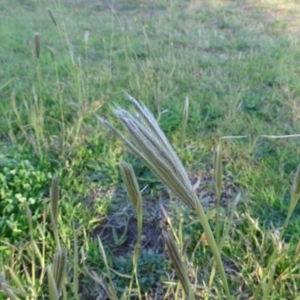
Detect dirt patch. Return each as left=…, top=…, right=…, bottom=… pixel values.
left=95, top=199, right=166, bottom=257
left=87, top=166, right=239, bottom=258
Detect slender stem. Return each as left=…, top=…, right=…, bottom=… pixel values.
left=193, top=193, right=231, bottom=299
left=215, top=189, right=221, bottom=245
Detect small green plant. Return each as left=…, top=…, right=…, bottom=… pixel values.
left=111, top=250, right=166, bottom=294
left=0, top=174, right=80, bottom=300
left=0, top=156, right=51, bottom=240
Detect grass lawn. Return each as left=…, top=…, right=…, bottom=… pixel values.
left=1, top=0, right=300, bottom=299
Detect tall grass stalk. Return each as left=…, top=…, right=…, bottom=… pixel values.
left=209, top=192, right=241, bottom=287
left=25, top=203, right=45, bottom=296
left=99, top=96, right=231, bottom=299
left=50, top=174, right=61, bottom=249
left=82, top=237, right=119, bottom=300
left=10, top=92, right=29, bottom=145
left=180, top=97, right=189, bottom=153
left=160, top=204, right=180, bottom=244
left=214, top=142, right=222, bottom=244
left=72, top=223, right=79, bottom=300
left=25, top=204, right=36, bottom=291
left=208, top=142, right=223, bottom=287
left=119, top=162, right=143, bottom=299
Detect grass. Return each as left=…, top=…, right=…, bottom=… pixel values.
left=1, top=0, right=300, bottom=299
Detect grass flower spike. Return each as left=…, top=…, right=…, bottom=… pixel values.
left=120, top=162, right=143, bottom=298
left=100, top=95, right=196, bottom=210
left=99, top=95, right=231, bottom=298
left=52, top=248, right=67, bottom=296
left=34, top=33, right=41, bottom=59
left=50, top=174, right=61, bottom=248
left=162, top=229, right=195, bottom=299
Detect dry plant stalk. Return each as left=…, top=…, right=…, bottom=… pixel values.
left=99, top=95, right=231, bottom=299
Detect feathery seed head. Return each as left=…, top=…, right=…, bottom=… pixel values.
left=109, top=96, right=196, bottom=210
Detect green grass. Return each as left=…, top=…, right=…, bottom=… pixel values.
left=1, top=0, right=300, bottom=299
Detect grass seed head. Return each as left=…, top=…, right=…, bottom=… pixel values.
left=162, top=229, right=194, bottom=299
left=110, top=96, right=196, bottom=210
left=119, top=162, right=141, bottom=209
left=47, top=8, right=57, bottom=26
left=50, top=174, right=59, bottom=228
left=34, top=33, right=41, bottom=59
left=214, top=142, right=222, bottom=197
left=47, top=266, right=59, bottom=300
left=52, top=247, right=67, bottom=296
